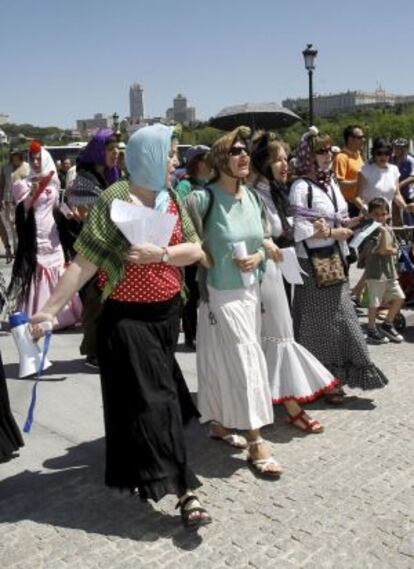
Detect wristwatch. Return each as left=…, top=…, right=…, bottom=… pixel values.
left=160, top=246, right=170, bottom=264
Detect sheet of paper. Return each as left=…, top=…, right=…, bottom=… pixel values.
left=279, top=247, right=307, bottom=285
left=110, top=199, right=178, bottom=247
left=349, top=221, right=381, bottom=250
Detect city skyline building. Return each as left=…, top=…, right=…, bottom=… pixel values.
left=166, top=93, right=196, bottom=125
left=283, top=89, right=414, bottom=117
left=129, top=83, right=144, bottom=122
left=76, top=113, right=114, bottom=135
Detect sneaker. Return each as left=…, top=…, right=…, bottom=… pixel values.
left=379, top=321, right=404, bottom=343
left=85, top=356, right=100, bottom=370
left=367, top=328, right=390, bottom=345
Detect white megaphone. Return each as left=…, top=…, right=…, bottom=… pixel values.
left=9, top=312, right=53, bottom=378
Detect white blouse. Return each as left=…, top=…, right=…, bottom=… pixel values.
left=289, top=178, right=350, bottom=259
left=359, top=162, right=400, bottom=210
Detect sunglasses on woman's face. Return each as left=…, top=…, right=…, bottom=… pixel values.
left=375, top=151, right=391, bottom=157
left=315, top=147, right=332, bottom=155
left=229, top=146, right=249, bottom=156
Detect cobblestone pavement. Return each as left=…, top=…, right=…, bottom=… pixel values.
left=0, top=257, right=413, bottom=569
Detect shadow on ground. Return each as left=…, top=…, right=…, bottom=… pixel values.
left=0, top=421, right=234, bottom=549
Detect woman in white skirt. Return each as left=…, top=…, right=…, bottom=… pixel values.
left=250, top=132, right=338, bottom=433
left=186, top=127, right=282, bottom=477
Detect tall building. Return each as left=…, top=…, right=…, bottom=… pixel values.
left=166, top=94, right=196, bottom=125
left=130, top=83, right=144, bottom=121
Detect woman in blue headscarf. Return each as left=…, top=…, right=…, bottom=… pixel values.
left=30, top=124, right=212, bottom=530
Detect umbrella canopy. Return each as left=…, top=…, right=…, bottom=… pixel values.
left=209, top=102, right=302, bottom=131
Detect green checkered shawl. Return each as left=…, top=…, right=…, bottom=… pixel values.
left=74, top=180, right=200, bottom=300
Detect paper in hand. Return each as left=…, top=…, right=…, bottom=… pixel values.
left=232, top=241, right=256, bottom=287
left=349, top=221, right=381, bottom=250
left=110, top=199, right=177, bottom=247
left=279, top=247, right=307, bottom=285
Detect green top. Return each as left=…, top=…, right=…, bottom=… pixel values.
left=361, top=225, right=398, bottom=280
left=186, top=183, right=266, bottom=290
left=176, top=178, right=207, bottom=201
left=74, top=180, right=200, bottom=300
left=175, top=179, right=193, bottom=201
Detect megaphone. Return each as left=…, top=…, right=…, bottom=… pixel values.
left=9, top=312, right=52, bottom=378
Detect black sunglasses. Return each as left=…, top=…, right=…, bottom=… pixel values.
left=374, top=151, right=391, bottom=157
left=315, top=147, right=332, bottom=155
left=352, top=134, right=365, bottom=140
left=229, top=146, right=249, bottom=156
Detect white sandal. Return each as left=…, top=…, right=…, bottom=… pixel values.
left=208, top=422, right=248, bottom=449
left=247, top=438, right=283, bottom=478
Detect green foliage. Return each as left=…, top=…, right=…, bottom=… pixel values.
left=185, top=105, right=414, bottom=150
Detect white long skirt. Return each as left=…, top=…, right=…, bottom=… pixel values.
left=261, top=260, right=337, bottom=403
left=197, top=284, right=274, bottom=430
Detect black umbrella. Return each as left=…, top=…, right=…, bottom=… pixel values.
left=209, top=102, right=302, bottom=131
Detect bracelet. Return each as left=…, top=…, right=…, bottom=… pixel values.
left=257, top=249, right=266, bottom=262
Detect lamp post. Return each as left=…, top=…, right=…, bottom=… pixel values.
left=302, top=44, right=318, bottom=126
left=112, top=112, right=121, bottom=142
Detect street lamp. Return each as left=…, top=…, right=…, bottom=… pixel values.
left=302, top=44, right=318, bottom=126
left=112, top=112, right=122, bottom=142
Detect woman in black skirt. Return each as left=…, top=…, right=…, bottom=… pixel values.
left=0, top=351, right=24, bottom=461
left=31, top=124, right=211, bottom=530
left=290, top=128, right=388, bottom=402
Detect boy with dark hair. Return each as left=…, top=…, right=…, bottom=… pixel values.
left=362, top=197, right=405, bottom=344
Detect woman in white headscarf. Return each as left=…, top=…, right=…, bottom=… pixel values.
left=30, top=125, right=212, bottom=531
left=8, top=141, right=81, bottom=329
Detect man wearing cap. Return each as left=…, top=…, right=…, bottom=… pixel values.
left=333, top=125, right=365, bottom=217
left=0, top=149, right=29, bottom=257
left=392, top=138, right=414, bottom=225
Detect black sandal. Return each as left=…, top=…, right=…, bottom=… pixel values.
left=325, top=386, right=346, bottom=405
left=176, top=494, right=212, bottom=531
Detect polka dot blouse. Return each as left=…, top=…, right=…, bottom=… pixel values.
left=98, top=199, right=183, bottom=302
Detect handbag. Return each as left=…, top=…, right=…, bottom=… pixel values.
left=302, top=178, right=348, bottom=288
left=304, top=242, right=347, bottom=288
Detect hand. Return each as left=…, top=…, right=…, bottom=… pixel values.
left=125, top=243, right=163, bottom=265
left=405, top=203, right=414, bottom=213
left=333, top=227, right=353, bottom=241
left=30, top=312, right=55, bottom=340
left=200, top=248, right=213, bottom=268
left=263, top=240, right=283, bottom=262
left=346, top=216, right=363, bottom=229
left=234, top=252, right=262, bottom=272
left=313, top=218, right=327, bottom=233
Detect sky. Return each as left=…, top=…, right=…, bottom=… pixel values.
left=1, top=0, right=413, bottom=128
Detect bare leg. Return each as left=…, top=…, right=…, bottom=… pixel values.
left=368, top=307, right=377, bottom=330
left=386, top=298, right=404, bottom=323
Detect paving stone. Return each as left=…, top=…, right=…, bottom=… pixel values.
left=0, top=259, right=413, bottom=568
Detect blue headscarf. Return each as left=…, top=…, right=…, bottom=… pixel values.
left=126, top=123, right=174, bottom=212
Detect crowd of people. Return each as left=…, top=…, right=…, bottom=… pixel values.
left=0, top=122, right=412, bottom=531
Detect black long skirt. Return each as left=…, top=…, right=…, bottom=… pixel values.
left=293, top=259, right=388, bottom=390
left=96, top=294, right=201, bottom=502
left=0, top=351, right=24, bottom=461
